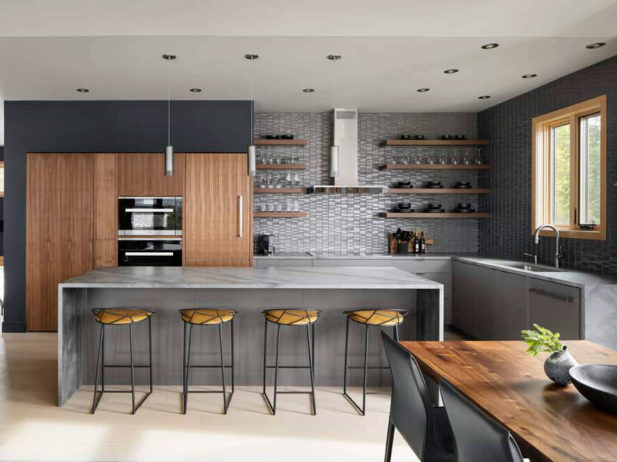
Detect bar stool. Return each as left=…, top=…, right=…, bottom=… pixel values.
left=343, top=309, right=408, bottom=415
left=262, top=309, right=320, bottom=415
left=180, top=309, right=235, bottom=414
left=91, top=308, right=154, bottom=415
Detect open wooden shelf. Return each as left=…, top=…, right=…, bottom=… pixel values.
left=254, top=139, right=307, bottom=146
left=257, top=164, right=307, bottom=170
left=380, top=164, right=490, bottom=171
left=385, top=212, right=490, bottom=219
left=381, top=139, right=489, bottom=147
left=255, top=188, right=308, bottom=194
left=387, top=188, right=489, bottom=194
left=254, top=212, right=307, bottom=218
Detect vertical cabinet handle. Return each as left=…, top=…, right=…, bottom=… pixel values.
left=238, top=195, right=243, bottom=237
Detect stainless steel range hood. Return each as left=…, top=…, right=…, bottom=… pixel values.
left=312, top=108, right=386, bottom=194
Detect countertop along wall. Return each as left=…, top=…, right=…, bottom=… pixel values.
left=2, top=100, right=251, bottom=332
left=478, top=55, right=617, bottom=274
left=254, top=112, right=485, bottom=255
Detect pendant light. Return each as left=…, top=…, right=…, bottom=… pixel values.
left=328, top=54, right=341, bottom=178
left=162, top=53, right=176, bottom=176
left=245, top=53, right=259, bottom=176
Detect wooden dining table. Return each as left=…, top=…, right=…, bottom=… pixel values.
left=399, top=340, right=617, bottom=462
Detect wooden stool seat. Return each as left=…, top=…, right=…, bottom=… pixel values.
left=344, top=309, right=408, bottom=327
left=262, top=309, right=320, bottom=326
left=180, top=309, right=235, bottom=325
left=92, top=308, right=153, bottom=325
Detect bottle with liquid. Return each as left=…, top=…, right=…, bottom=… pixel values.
left=414, top=230, right=421, bottom=254
left=419, top=232, right=426, bottom=254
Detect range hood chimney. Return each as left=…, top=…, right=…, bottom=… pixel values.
left=312, top=108, right=386, bottom=194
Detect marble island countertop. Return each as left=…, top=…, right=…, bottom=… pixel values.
left=59, top=266, right=443, bottom=290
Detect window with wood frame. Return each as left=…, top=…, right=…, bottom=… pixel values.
left=532, top=95, right=607, bottom=240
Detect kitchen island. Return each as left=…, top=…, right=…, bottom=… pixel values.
left=57, top=266, right=443, bottom=406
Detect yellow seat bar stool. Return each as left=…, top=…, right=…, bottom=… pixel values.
left=91, top=308, right=154, bottom=415
left=262, top=309, right=320, bottom=415
left=343, top=309, right=409, bottom=415
left=180, top=309, right=236, bottom=414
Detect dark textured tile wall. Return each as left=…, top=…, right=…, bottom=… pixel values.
left=254, top=112, right=487, bottom=254
left=478, top=55, right=617, bottom=274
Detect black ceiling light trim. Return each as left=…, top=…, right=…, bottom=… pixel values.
left=478, top=95, right=491, bottom=99
left=585, top=42, right=606, bottom=49
left=522, top=74, right=538, bottom=79
left=481, top=43, right=499, bottom=50
left=327, top=54, right=342, bottom=61
left=244, top=53, right=259, bottom=60
left=76, top=88, right=90, bottom=93
left=302, top=88, right=315, bottom=93
left=444, top=69, right=459, bottom=74
left=190, top=88, right=202, bottom=93
left=417, top=88, right=430, bottom=92
left=162, top=53, right=177, bottom=60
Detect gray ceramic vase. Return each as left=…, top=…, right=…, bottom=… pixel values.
left=544, top=346, right=578, bottom=386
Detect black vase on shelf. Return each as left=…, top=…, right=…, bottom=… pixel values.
left=396, top=243, right=409, bottom=255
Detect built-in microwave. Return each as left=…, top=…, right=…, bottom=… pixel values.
left=118, top=238, right=182, bottom=266
left=118, top=197, right=182, bottom=236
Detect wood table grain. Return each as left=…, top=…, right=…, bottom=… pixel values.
left=399, top=340, right=617, bottom=462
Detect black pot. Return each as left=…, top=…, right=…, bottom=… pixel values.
left=396, top=243, right=409, bottom=255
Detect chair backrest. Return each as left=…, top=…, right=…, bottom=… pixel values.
left=440, top=378, right=524, bottom=462
left=381, top=331, right=433, bottom=459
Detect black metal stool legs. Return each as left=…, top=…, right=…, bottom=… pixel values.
left=262, top=321, right=317, bottom=416
left=91, top=317, right=153, bottom=415
left=343, top=321, right=398, bottom=416
left=182, top=319, right=234, bottom=415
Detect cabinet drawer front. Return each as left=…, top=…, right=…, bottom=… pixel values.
left=528, top=280, right=580, bottom=303
left=313, top=258, right=451, bottom=273
left=528, top=279, right=580, bottom=340
left=254, top=259, right=313, bottom=268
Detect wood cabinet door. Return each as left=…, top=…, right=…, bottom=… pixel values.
left=94, top=154, right=118, bottom=266
left=117, top=153, right=184, bottom=196
left=26, top=154, right=94, bottom=331
left=184, top=154, right=252, bottom=266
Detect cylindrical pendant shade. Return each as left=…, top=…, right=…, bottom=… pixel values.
left=165, top=145, right=174, bottom=176
left=329, top=145, right=340, bottom=177
left=248, top=145, right=256, bottom=176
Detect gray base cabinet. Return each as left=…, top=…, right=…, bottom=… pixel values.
left=453, top=261, right=581, bottom=340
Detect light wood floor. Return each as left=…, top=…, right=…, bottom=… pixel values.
left=0, top=332, right=417, bottom=461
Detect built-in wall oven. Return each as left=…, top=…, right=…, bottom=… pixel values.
left=118, top=238, right=182, bottom=266
left=118, top=197, right=182, bottom=236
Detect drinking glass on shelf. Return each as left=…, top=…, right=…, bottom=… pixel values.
left=426, top=151, right=436, bottom=165
left=439, top=151, right=448, bottom=165
left=451, top=148, right=460, bottom=165
left=293, top=200, right=300, bottom=212
left=275, top=202, right=283, bottom=212
left=285, top=172, right=293, bottom=186
left=475, top=147, right=484, bottom=164
left=414, top=152, right=422, bottom=164
left=292, top=156, right=300, bottom=164
left=292, top=172, right=300, bottom=185
left=462, top=150, right=472, bottom=165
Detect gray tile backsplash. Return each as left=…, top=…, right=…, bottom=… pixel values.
left=254, top=112, right=485, bottom=255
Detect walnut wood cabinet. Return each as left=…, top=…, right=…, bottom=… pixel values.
left=26, top=154, right=95, bottom=331
left=94, top=154, right=118, bottom=267
left=184, top=153, right=253, bottom=266
left=118, top=153, right=185, bottom=196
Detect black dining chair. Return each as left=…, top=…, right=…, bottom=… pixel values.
left=440, top=378, right=525, bottom=462
left=381, top=331, right=455, bottom=462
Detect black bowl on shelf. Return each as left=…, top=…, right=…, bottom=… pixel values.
left=415, top=135, right=425, bottom=140
left=427, top=203, right=442, bottom=210
left=396, top=181, right=412, bottom=188
left=397, top=202, right=412, bottom=210
left=453, top=208, right=476, bottom=213
left=400, top=134, right=412, bottom=140
left=570, top=365, right=617, bottom=414
left=457, top=203, right=472, bottom=209
left=280, top=134, right=294, bottom=140
left=455, top=181, right=472, bottom=189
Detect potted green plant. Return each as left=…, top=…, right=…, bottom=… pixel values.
left=521, top=323, right=578, bottom=386
left=393, top=228, right=412, bottom=255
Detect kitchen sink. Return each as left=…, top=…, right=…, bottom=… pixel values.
left=502, top=263, right=561, bottom=272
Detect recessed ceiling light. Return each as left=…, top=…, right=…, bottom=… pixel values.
left=444, top=69, right=459, bottom=74
left=327, top=54, right=342, bottom=61
left=417, top=88, right=430, bottom=92
left=302, top=88, right=315, bottom=93
left=522, top=74, right=538, bottom=79
left=162, top=53, right=177, bottom=60
left=585, top=42, right=606, bottom=49
left=76, top=88, right=89, bottom=93
left=244, top=54, right=259, bottom=60
left=481, top=43, right=499, bottom=50
left=190, top=88, right=202, bottom=93
left=478, top=95, right=491, bottom=99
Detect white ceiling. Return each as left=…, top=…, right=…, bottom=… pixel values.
left=0, top=0, right=616, bottom=145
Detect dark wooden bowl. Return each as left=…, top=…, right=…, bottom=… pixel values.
left=570, top=365, right=617, bottom=414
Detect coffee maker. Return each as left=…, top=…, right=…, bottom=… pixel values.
left=259, top=234, right=275, bottom=255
